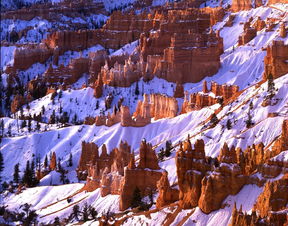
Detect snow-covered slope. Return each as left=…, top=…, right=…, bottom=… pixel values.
left=0, top=1, right=288, bottom=225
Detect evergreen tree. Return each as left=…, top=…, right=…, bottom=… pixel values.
left=226, top=119, right=232, bottom=130
left=13, top=163, right=20, bottom=184
left=157, top=148, right=165, bottom=161
left=0, top=152, right=4, bottom=183
left=131, top=186, right=142, bottom=208
left=267, top=73, right=275, bottom=99
left=164, top=140, right=172, bottom=157
left=21, top=120, right=27, bottom=129
left=68, top=153, right=73, bottom=167
left=22, top=160, right=31, bottom=186
left=0, top=119, right=4, bottom=136
left=210, top=113, right=218, bottom=125
left=82, top=203, right=89, bottom=221
left=41, top=105, right=45, bottom=115
left=44, top=155, right=48, bottom=169
left=36, top=121, right=40, bottom=131
left=135, top=82, right=140, bottom=96
left=71, top=204, right=80, bottom=220
left=245, top=111, right=253, bottom=128
left=28, top=119, right=32, bottom=132
left=59, top=168, right=66, bottom=184
left=53, top=217, right=60, bottom=226
left=30, top=160, right=37, bottom=187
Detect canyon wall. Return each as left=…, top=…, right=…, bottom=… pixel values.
left=264, top=40, right=288, bottom=80
left=182, top=81, right=239, bottom=113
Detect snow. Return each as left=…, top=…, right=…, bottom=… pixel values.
left=1, top=2, right=288, bottom=225
left=0, top=46, right=16, bottom=70
left=182, top=184, right=263, bottom=226
left=110, top=40, right=139, bottom=56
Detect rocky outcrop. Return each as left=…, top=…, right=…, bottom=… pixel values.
left=119, top=140, right=162, bottom=210
left=182, top=81, right=239, bottom=113
left=100, top=57, right=143, bottom=87
left=134, top=94, right=178, bottom=120
left=231, top=0, right=252, bottom=12
left=263, top=40, right=288, bottom=80
left=280, top=23, right=287, bottom=38
left=13, top=44, right=53, bottom=71
left=231, top=174, right=288, bottom=225
left=268, top=0, right=288, bottom=4
left=43, top=58, right=89, bottom=86
left=156, top=170, right=179, bottom=208
left=1, top=0, right=106, bottom=21
left=77, top=141, right=99, bottom=180
left=49, top=152, right=57, bottom=171
left=11, top=94, right=26, bottom=114
left=174, top=83, right=184, bottom=98
left=254, top=175, right=288, bottom=218
left=252, top=17, right=266, bottom=31
left=176, top=139, right=211, bottom=209
left=238, top=21, right=257, bottom=46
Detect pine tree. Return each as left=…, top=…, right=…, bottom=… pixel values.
left=30, top=160, right=37, bottom=187
left=44, top=155, right=48, bottom=169
left=59, top=168, right=66, bottom=184
left=21, top=120, right=27, bottom=129
left=68, top=153, right=73, bottom=167
left=0, top=152, right=4, bottom=183
left=41, top=105, right=45, bottom=115
left=135, top=82, right=140, bottom=96
left=267, top=73, right=275, bottom=99
left=164, top=140, right=172, bottom=157
left=210, top=113, right=218, bottom=125
left=245, top=111, right=253, bottom=128
left=158, top=148, right=165, bottom=161
left=13, top=163, right=20, bottom=184
left=82, top=203, right=89, bottom=221
left=22, top=160, right=31, bottom=186
left=131, top=186, right=142, bottom=208
left=28, top=119, right=32, bottom=132
left=226, top=119, right=232, bottom=130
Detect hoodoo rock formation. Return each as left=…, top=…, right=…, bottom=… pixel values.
left=156, top=170, right=179, bottom=208
left=78, top=140, right=163, bottom=211
left=238, top=21, right=257, bottom=46
left=264, top=40, right=288, bottom=80
left=176, top=139, right=211, bottom=209
left=182, top=81, right=239, bottom=113
left=230, top=175, right=288, bottom=226
left=134, top=94, right=178, bottom=120
left=119, top=140, right=162, bottom=210
left=13, top=44, right=53, bottom=71
left=231, top=0, right=252, bottom=12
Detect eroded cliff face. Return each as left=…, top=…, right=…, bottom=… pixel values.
left=175, top=120, right=288, bottom=214
left=156, top=170, right=179, bottom=208
left=78, top=140, right=163, bottom=211
left=230, top=175, right=288, bottom=226
left=13, top=44, right=53, bottom=71
left=182, top=81, right=239, bottom=113
left=264, top=40, right=288, bottom=80
left=231, top=0, right=252, bottom=12
left=119, top=140, right=162, bottom=210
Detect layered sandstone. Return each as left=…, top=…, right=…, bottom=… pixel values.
left=11, top=94, right=26, bottom=114
left=119, top=140, right=162, bottom=210
left=49, top=152, right=57, bottom=171
left=231, top=0, right=252, bottom=12
left=231, top=175, right=288, bottom=225
left=238, top=21, right=257, bottom=46
left=13, top=44, right=53, bottom=71
left=156, top=170, right=179, bottom=208
left=176, top=139, right=211, bottom=209
left=182, top=81, right=239, bottom=113
left=134, top=94, right=178, bottom=120
left=263, top=41, right=288, bottom=80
